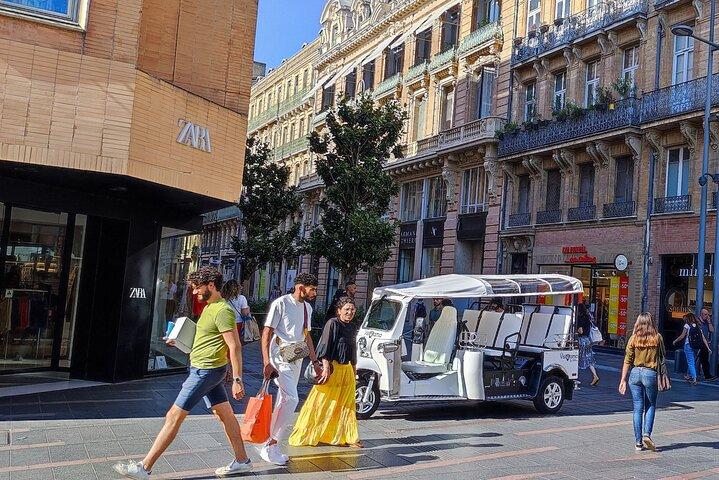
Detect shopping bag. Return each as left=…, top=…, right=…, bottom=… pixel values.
left=241, top=379, right=272, bottom=443
left=243, top=316, right=261, bottom=343
left=589, top=323, right=603, bottom=344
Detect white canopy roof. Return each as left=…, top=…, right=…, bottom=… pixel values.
left=373, top=274, right=584, bottom=300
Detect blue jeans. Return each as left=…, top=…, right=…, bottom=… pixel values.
left=683, top=342, right=697, bottom=380
left=628, top=367, right=658, bottom=445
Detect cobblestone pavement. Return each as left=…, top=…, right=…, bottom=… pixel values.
left=1, top=344, right=718, bottom=479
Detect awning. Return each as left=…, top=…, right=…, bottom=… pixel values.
left=389, top=0, right=461, bottom=50
left=303, top=69, right=339, bottom=100
left=372, top=274, right=584, bottom=299
left=361, top=33, right=402, bottom=65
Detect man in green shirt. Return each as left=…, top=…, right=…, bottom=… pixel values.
left=114, top=267, right=251, bottom=479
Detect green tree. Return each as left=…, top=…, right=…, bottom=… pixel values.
left=307, top=94, right=407, bottom=280
left=232, top=137, right=302, bottom=282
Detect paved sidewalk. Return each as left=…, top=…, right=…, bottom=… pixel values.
left=0, top=344, right=718, bottom=479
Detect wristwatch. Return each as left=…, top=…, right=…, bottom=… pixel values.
left=233, top=377, right=243, bottom=384
left=312, top=359, right=320, bottom=365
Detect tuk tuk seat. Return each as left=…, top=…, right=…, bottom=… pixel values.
left=402, top=306, right=458, bottom=374
left=481, top=312, right=522, bottom=357
left=520, top=305, right=573, bottom=348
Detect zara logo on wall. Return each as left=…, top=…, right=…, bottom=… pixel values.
left=177, top=119, right=212, bottom=153
left=129, top=287, right=147, bottom=299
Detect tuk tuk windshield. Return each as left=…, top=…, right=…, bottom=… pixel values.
left=364, top=297, right=402, bottom=331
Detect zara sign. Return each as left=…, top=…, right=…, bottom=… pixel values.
left=176, top=119, right=212, bottom=153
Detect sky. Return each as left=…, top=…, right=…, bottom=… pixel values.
left=254, top=0, right=326, bottom=70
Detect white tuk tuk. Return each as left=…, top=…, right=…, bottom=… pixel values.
left=354, top=274, right=583, bottom=419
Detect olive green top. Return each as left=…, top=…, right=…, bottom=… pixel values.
left=623, top=334, right=664, bottom=370
left=189, top=299, right=236, bottom=369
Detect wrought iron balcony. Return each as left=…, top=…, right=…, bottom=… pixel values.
left=458, top=21, right=503, bottom=57
left=498, top=98, right=640, bottom=156
left=568, top=205, right=596, bottom=222
left=277, top=87, right=311, bottom=118
left=654, top=195, right=691, bottom=214
left=508, top=212, right=531, bottom=227
left=373, top=73, right=402, bottom=99
left=511, top=0, right=648, bottom=65
left=271, top=136, right=309, bottom=160
left=405, top=60, right=429, bottom=84
left=440, top=117, right=505, bottom=149
left=312, top=109, right=330, bottom=126
left=429, top=46, right=457, bottom=72
left=248, top=108, right=279, bottom=132
left=641, top=74, right=719, bottom=124
left=603, top=201, right=635, bottom=218
left=536, top=209, right=562, bottom=224
left=297, top=173, right=324, bottom=192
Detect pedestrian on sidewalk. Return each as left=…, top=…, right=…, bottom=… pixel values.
left=577, top=302, right=600, bottom=386
left=698, top=307, right=715, bottom=381
left=672, top=312, right=709, bottom=385
left=260, top=273, right=322, bottom=465
left=289, top=296, right=362, bottom=448
left=113, top=266, right=251, bottom=479
left=222, top=279, right=251, bottom=383
left=619, top=312, right=663, bottom=452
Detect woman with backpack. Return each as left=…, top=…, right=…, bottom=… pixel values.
left=672, top=312, right=711, bottom=385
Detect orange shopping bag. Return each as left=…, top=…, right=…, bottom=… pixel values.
left=241, top=379, right=272, bottom=443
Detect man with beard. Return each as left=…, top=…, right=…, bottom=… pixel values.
left=260, top=273, right=322, bottom=465
left=114, top=266, right=251, bottom=479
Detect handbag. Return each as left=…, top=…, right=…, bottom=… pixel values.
left=243, top=316, right=261, bottom=344
left=589, top=322, right=603, bottom=344
left=278, top=304, right=310, bottom=363
left=304, top=361, right=333, bottom=385
left=656, top=337, right=672, bottom=392
left=240, top=379, right=272, bottom=443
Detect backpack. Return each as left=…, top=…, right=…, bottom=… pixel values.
left=414, top=302, right=427, bottom=319
left=688, top=324, right=704, bottom=350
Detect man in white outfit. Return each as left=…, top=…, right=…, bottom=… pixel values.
left=260, top=273, right=321, bottom=465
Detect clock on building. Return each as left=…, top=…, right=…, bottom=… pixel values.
left=614, top=254, right=629, bottom=271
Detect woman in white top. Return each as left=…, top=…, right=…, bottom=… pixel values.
left=221, top=279, right=251, bottom=382
left=672, top=312, right=711, bottom=385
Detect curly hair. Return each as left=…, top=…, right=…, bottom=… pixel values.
left=629, top=312, right=660, bottom=348
left=221, top=279, right=241, bottom=299
left=294, top=272, right=318, bottom=286
left=187, top=266, right=224, bottom=289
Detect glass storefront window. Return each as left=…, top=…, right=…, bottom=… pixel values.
left=397, top=249, right=414, bottom=283
left=1, top=207, right=77, bottom=371
left=421, top=247, right=442, bottom=278
left=147, top=228, right=200, bottom=372
left=59, top=214, right=86, bottom=368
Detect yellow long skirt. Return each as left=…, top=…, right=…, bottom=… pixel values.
left=289, top=361, right=360, bottom=446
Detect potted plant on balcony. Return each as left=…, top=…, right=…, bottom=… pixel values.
left=593, top=86, right=614, bottom=112
left=611, top=77, right=633, bottom=99
left=564, top=99, right=583, bottom=119
left=522, top=118, right=539, bottom=131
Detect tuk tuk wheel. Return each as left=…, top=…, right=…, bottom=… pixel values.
left=356, top=375, right=380, bottom=419
left=533, top=375, right=565, bottom=414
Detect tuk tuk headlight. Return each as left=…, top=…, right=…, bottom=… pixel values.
left=378, top=342, right=399, bottom=354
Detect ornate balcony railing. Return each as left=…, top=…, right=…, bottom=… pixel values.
left=654, top=195, right=691, bottom=214
left=272, top=136, right=309, bottom=160
left=603, top=201, right=635, bottom=218
left=512, top=0, right=648, bottom=64
left=277, top=87, right=311, bottom=118
left=416, top=135, right=439, bottom=154
left=312, top=109, right=330, bottom=125
left=641, top=74, right=719, bottom=123
left=440, top=117, right=505, bottom=148
left=405, top=60, right=429, bottom=84
left=508, top=212, right=531, bottom=227
left=373, top=73, right=402, bottom=99
left=536, top=209, right=562, bottom=224
left=459, top=21, right=503, bottom=56
left=568, top=205, right=596, bottom=222
left=498, top=98, right=640, bottom=156
left=429, top=46, right=457, bottom=72
left=248, top=108, right=279, bottom=132
left=297, top=173, right=323, bottom=191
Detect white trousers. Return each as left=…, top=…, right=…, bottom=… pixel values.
left=269, top=356, right=302, bottom=443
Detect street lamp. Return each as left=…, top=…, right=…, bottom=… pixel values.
left=671, top=11, right=719, bottom=376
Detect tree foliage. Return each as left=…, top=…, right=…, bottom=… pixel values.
left=232, top=137, right=302, bottom=282
left=307, top=94, right=407, bottom=279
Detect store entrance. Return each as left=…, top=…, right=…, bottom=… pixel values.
left=0, top=204, right=85, bottom=373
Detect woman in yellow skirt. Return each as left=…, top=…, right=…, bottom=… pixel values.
left=289, top=296, right=362, bottom=447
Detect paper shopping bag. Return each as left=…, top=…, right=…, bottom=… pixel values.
left=241, top=380, right=272, bottom=443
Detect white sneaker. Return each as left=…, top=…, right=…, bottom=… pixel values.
left=215, top=458, right=252, bottom=476
left=113, top=460, right=151, bottom=479
left=259, top=443, right=288, bottom=466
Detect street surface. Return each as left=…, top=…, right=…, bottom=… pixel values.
left=0, top=344, right=718, bottom=480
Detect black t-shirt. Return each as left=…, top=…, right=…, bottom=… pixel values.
left=316, top=318, right=357, bottom=365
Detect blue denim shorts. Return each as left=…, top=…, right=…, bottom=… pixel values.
left=174, top=365, right=228, bottom=411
